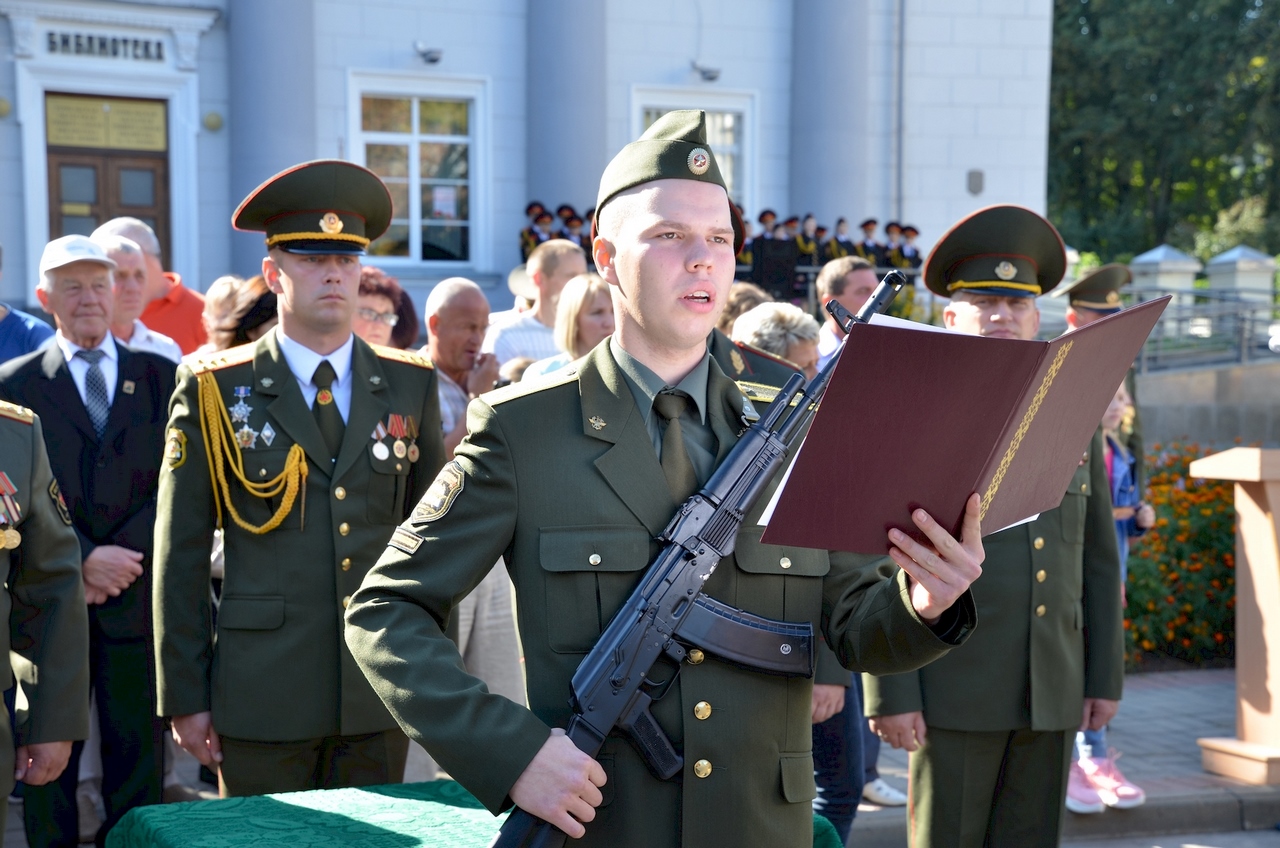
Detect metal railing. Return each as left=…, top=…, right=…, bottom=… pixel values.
left=1128, top=287, right=1280, bottom=373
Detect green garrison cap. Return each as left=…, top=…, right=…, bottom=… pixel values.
left=923, top=204, right=1066, bottom=298
left=592, top=110, right=744, bottom=251
left=1053, top=263, right=1131, bottom=314
left=233, top=160, right=392, bottom=255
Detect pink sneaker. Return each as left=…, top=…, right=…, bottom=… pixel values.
left=1080, top=751, right=1146, bottom=809
left=1065, top=760, right=1105, bottom=814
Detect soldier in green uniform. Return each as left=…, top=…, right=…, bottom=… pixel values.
left=865, top=205, right=1125, bottom=848
left=0, top=402, right=90, bottom=836
left=345, top=110, right=986, bottom=848
left=153, top=160, right=445, bottom=797
left=1057, top=264, right=1144, bottom=490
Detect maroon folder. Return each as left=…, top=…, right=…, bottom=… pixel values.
left=760, top=297, right=1170, bottom=554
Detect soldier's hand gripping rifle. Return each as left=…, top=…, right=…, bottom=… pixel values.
left=492, top=271, right=907, bottom=848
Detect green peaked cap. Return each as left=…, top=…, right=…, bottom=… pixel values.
left=1053, top=263, right=1131, bottom=313
left=592, top=109, right=744, bottom=251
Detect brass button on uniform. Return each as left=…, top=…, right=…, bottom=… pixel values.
left=693, top=759, right=712, bottom=778
left=1035, top=604, right=1046, bottom=617
left=693, top=701, right=712, bottom=720
left=335, top=486, right=346, bottom=500
left=259, top=468, right=267, bottom=478
left=341, top=558, right=352, bottom=572
left=339, top=522, right=350, bottom=536
left=779, top=556, right=792, bottom=569
left=342, top=595, right=352, bottom=609
left=1080, top=483, right=1088, bottom=493
left=1033, top=537, right=1045, bottom=550
left=589, top=554, right=602, bottom=566
left=687, top=649, right=705, bottom=665
left=1035, top=569, right=1046, bottom=583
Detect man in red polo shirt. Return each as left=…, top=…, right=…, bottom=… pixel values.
left=92, top=218, right=206, bottom=354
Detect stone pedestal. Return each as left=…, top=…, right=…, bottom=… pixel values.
left=1191, top=448, right=1280, bottom=784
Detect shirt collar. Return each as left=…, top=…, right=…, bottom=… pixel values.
left=275, top=327, right=355, bottom=387
left=609, top=337, right=710, bottom=425
left=56, top=330, right=117, bottom=363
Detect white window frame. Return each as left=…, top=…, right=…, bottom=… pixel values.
left=347, top=70, right=492, bottom=273
left=630, top=85, right=758, bottom=217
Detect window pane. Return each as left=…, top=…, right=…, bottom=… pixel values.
left=369, top=222, right=410, bottom=257
left=421, top=184, right=468, bottom=221
left=705, top=112, right=740, bottom=148
left=60, top=165, right=97, bottom=203
left=422, top=224, right=469, bottom=261
left=717, top=152, right=740, bottom=206
left=384, top=181, right=409, bottom=218
left=61, top=215, right=97, bottom=236
left=419, top=100, right=468, bottom=135
left=366, top=144, right=409, bottom=179
left=642, top=108, right=667, bottom=131
left=119, top=168, right=155, bottom=206
left=362, top=97, right=411, bottom=133
left=420, top=142, right=468, bottom=180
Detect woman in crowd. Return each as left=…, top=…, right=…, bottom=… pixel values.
left=208, top=275, right=277, bottom=352
left=354, top=266, right=409, bottom=348
left=730, top=301, right=821, bottom=380
left=189, top=274, right=243, bottom=357
left=523, top=273, right=614, bottom=379
left=717, top=281, right=772, bottom=336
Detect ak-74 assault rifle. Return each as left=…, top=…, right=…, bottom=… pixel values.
left=492, top=271, right=908, bottom=848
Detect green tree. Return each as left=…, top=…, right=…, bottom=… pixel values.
left=1049, top=0, right=1280, bottom=261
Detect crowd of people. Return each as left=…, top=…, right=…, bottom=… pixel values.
left=0, top=112, right=1156, bottom=848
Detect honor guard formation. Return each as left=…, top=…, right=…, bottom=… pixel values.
left=0, top=109, right=1148, bottom=848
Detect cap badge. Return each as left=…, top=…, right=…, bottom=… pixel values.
left=687, top=148, right=710, bottom=176
left=994, top=261, right=1017, bottom=281
left=320, top=212, right=344, bottom=234
left=1106, top=291, right=1120, bottom=304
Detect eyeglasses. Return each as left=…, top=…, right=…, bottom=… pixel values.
left=356, top=308, right=399, bottom=327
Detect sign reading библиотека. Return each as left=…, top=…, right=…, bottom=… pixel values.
left=46, top=31, right=165, bottom=62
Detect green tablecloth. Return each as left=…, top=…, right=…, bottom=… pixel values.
left=106, top=779, right=844, bottom=847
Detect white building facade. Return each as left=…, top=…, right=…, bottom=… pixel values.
left=0, top=0, right=1052, bottom=308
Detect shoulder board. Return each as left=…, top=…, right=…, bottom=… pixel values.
left=0, top=400, right=34, bottom=425
left=372, top=345, right=434, bottom=369
left=487, top=366, right=579, bottom=406
left=736, top=340, right=800, bottom=372
left=735, top=380, right=780, bottom=404
left=188, top=345, right=255, bottom=375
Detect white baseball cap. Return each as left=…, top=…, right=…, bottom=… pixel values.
left=38, top=234, right=116, bottom=277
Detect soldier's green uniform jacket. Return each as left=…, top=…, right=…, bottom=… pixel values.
left=346, top=343, right=975, bottom=848
left=0, top=403, right=90, bottom=796
left=153, top=332, right=444, bottom=740
left=865, top=431, right=1124, bottom=731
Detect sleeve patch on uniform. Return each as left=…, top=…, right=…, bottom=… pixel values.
left=49, top=479, right=71, bottom=526
left=388, top=526, right=423, bottom=555
left=165, top=428, right=188, bottom=469
left=411, top=460, right=464, bottom=525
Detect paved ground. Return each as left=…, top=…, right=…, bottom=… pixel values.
left=852, top=668, right=1280, bottom=847
left=9, top=668, right=1275, bottom=846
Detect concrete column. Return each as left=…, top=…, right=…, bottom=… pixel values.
left=526, top=0, right=608, bottom=216
left=789, top=0, right=870, bottom=225
left=227, top=0, right=318, bottom=276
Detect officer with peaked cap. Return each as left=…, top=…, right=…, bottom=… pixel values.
left=153, top=160, right=445, bottom=796
left=1057, top=263, right=1144, bottom=490
left=346, top=110, right=984, bottom=847
left=865, top=205, right=1124, bottom=848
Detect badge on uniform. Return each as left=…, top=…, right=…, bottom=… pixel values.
left=260, top=422, right=277, bottom=447
left=236, top=425, right=259, bottom=449
left=370, top=421, right=390, bottom=460
left=0, top=473, right=22, bottom=550
left=412, top=460, right=464, bottom=525
left=49, top=478, right=72, bottom=526
left=729, top=348, right=746, bottom=375
left=122, top=380, right=136, bottom=395
left=388, top=414, right=407, bottom=458
left=405, top=416, right=420, bottom=462
left=230, top=386, right=254, bottom=423
left=165, top=427, right=188, bottom=468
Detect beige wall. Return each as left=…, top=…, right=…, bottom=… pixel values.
left=1137, top=360, right=1280, bottom=449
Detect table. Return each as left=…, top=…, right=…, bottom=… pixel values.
left=107, top=779, right=844, bottom=847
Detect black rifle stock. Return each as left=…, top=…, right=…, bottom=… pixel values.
left=491, top=271, right=907, bottom=848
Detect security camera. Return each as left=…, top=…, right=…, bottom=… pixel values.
left=691, top=61, right=720, bottom=82
left=414, top=42, right=442, bottom=64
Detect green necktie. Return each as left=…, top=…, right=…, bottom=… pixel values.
left=654, top=390, right=698, bottom=502
left=311, top=360, right=344, bottom=460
